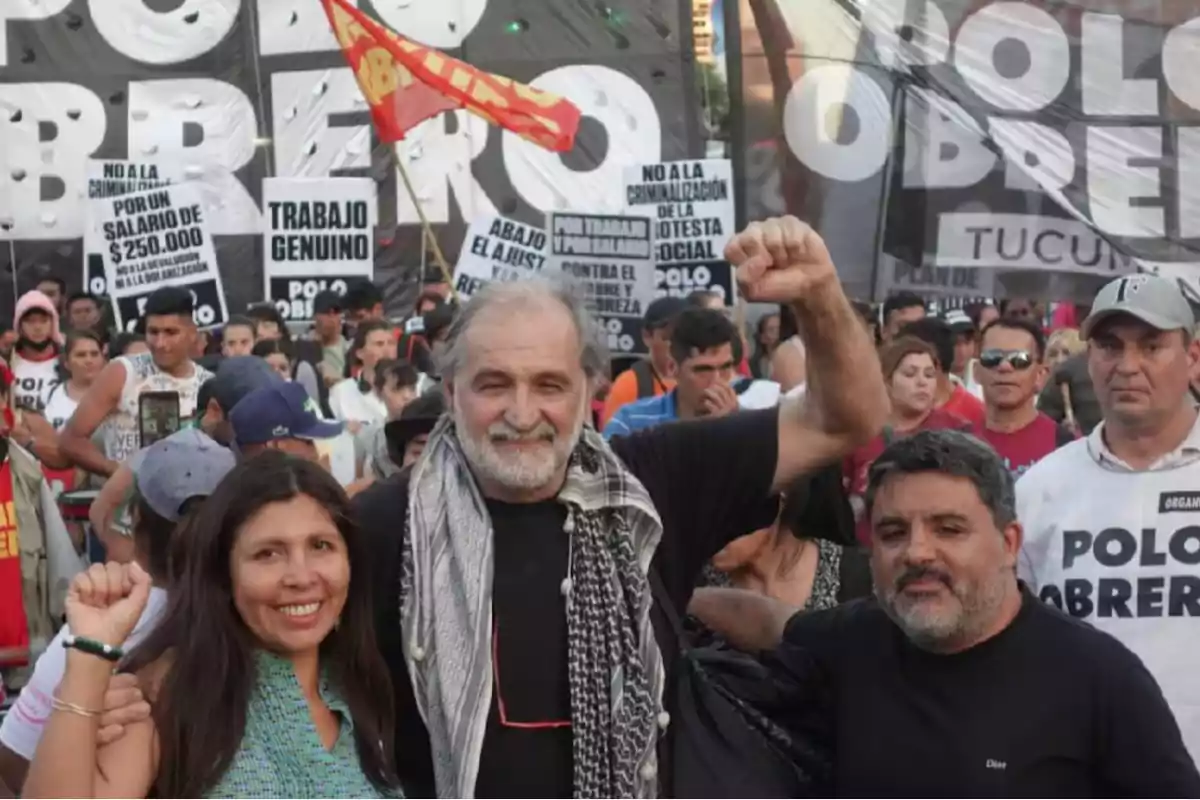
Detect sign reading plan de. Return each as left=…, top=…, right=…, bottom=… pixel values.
left=263, top=178, right=377, bottom=322
left=548, top=213, right=655, bottom=355
left=97, top=182, right=228, bottom=331
left=454, top=216, right=548, bottom=299
left=624, top=159, right=736, bottom=302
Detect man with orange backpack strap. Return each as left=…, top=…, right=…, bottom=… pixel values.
left=599, top=296, right=687, bottom=427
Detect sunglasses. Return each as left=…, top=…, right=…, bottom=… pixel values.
left=979, top=349, right=1035, bottom=370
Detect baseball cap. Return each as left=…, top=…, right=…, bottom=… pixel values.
left=422, top=303, right=458, bottom=342
left=1081, top=274, right=1195, bottom=338
left=312, top=290, right=343, bottom=315
left=943, top=309, right=974, bottom=333
left=230, top=382, right=344, bottom=446
left=644, top=296, right=689, bottom=330
left=211, top=356, right=284, bottom=413
left=130, top=429, right=236, bottom=522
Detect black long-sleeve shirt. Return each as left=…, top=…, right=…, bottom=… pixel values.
left=766, top=590, right=1200, bottom=797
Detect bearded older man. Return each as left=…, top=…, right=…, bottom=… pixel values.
left=354, top=216, right=890, bottom=798
left=691, top=429, right=1200, bottom=796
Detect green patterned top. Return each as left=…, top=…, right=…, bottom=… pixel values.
left=204, top=651, right=401, bottom=799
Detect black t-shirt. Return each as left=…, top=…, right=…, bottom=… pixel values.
left=355, top=408, right=781, bottom=797
left=768, top=589, right=1200, bottom=798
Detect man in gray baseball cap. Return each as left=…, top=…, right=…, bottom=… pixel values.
left=1077, top=274, right=1197, bottom=434
left=129, top=428, right=237, bottom=522
left=1080, top=273, right=1196, bottom=339
left=1016, top=280, right=1200, bottom=766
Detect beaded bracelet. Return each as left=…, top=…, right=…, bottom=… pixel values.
left=62, top=635, right=124, bottom=663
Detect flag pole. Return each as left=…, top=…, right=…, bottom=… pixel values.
left=387, top=146, right=459, bottom=302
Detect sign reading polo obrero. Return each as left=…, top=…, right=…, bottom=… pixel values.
left=0, top=0, right=697, bottom=313
left=262, top=177, right=377, bottom=321
left=735, top=0, right=1200, bottom=300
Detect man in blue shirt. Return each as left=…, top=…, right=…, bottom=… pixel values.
left=604, top=308, right=741, bottom=438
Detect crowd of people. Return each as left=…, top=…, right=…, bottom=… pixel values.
left=0, top=215, right=1196, bottom=797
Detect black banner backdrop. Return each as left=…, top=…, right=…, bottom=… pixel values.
left=733, top=0, right=1200, bottom=303
left=0, top=0, right=701, bottom=318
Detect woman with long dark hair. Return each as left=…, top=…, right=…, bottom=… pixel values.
left=7, top=330, right=106, bottom=476
left=23, top=452, right=401, bottom=798
left=0, top=429, right=233, bottom=790
left=328, top=319, right=396, bottom=425
left=44, top=330, right=106, bottom=431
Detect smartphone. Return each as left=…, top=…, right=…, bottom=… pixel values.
left=138, top=391, right=182, bottom=449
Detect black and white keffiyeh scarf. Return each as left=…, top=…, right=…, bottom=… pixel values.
left=402, top=416, right=666, bottom=798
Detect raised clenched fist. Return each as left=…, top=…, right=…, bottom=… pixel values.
left=65, top=561, right=152, bottom=650
left=725, top=216, right=838, bottom=304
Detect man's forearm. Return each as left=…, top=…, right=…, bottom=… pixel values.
left=59, top=433, right=117, bottom=477
left=791, top=283, right=888, bottom=438
left=688, top=587, right=796, bottom=653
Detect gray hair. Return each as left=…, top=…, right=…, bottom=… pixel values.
left=437, top=278, right=610, bottom=381
left=864, top=429, right=1017, bottom=529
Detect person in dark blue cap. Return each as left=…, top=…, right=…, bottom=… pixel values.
left=229, top=381, right=343, bottom=462
left=196, top=356, right=285, bottom=446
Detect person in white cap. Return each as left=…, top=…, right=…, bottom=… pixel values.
left=1017, top=273, right=1200, bottom=763
left=0, top=429, right=235, bottom=792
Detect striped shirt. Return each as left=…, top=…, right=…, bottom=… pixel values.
left=602, top=391, right=678, bottom=439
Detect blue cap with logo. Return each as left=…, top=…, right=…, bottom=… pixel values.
left=229, top=381, right=344, bottom=446
left=211, top=356, right=284, bottom=413
left=129, top=429, right=236, bottom=522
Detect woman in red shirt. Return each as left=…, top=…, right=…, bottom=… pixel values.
left=844, top=337, right=976, bottom=542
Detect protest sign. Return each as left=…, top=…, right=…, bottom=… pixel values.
left=548, top=213, right=655, bottom=355
left=624, top=159, right=736, bottom=303
left=97, top=182, right=228, bottom=331
left=453, top=215, right=548, bottom=299
left=262, top=178, right=377, bottom=321
left=84, top=160, right=174, bottom=297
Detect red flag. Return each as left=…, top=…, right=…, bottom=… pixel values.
left=321, top=0, right=581, bottom=152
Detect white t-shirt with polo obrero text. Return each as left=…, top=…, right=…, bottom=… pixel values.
left=1016, top=415, right=1200, bottom=763
left=10, top=354, right=58, bottom=414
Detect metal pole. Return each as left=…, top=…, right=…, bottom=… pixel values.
left=866, top=78, right=906, bottom=303
left=387, top=146, right=458, bottom=302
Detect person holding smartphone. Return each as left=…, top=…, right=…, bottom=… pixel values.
left=59, top=288, right=213, bottom=478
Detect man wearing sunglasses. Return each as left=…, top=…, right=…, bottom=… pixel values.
left=974, top=318, right=1075, bottom=478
